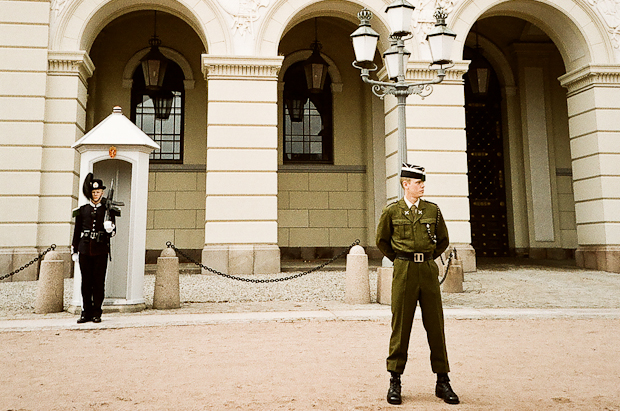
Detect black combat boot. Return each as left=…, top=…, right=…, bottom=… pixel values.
left=387, top=372, right=402, bottom=405
left=435, top=373, right=459, bottom=404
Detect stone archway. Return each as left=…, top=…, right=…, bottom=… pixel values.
left=455, top=0, right=620, bottom=271
left=257, top=0, right=392, bottom=57
left=49, top=0, right=226, bottom=54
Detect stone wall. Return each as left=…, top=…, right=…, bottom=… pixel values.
left=278, top=170, right=367, bottom=252
left=146, top=168, right=206, bottom=258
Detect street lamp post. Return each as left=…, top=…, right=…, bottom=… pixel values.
left=350, top=2, right=456, bottom=197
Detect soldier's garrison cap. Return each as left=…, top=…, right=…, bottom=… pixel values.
left=400, top=163, right=426, bottom=181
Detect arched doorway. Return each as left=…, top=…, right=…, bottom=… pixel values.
left=464, top=45, right=509, bottom=257
left=464, top=15, right=577, bottom=260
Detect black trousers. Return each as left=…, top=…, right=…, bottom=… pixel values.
left=79, top=253, right=108, bottom=318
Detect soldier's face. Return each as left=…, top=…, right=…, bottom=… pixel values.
left=91, top=189, right=103, bottom=204
left=403, top=178, right=424, bottom=199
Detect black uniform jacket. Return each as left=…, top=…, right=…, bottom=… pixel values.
left=72, top=199, right=115, bottom=256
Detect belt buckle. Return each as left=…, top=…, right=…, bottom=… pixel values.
left=413, top=252, right=424, bottom=263
left=90, top=231, right=97, bottom=240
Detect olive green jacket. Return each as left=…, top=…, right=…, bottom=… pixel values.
left=376, top=198, right=449, bottom=261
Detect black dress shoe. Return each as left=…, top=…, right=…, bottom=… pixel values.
left=387, top=373, right=402, bottom=405
left=77, top=316, right=91, bottom=324
left=436, top=377, right=459, bottom=404
left=92, top=317, right=101, bottom=323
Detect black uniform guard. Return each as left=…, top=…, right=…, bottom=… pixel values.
left=376, top=163, right=459, bottom=405
left=72, top=176, right=116, bottom=324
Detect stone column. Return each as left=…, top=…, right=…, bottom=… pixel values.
left=559, top=64, right=620, bottom=273
left=201, top=56, right=283, bottom=275
left=0, top=1, right=50, bottom=276
left=390, top=61, right=475, bottom=272
left=44, top=51, right=95, bottom=278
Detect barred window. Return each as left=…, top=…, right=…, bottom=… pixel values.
left=131, top=61, right=185, bottom=163
left=283, top=62, right=333, bottom=163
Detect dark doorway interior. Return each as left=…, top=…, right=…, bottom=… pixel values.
left=464, top=46, right=509, bottom=257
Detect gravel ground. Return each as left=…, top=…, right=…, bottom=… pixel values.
left=1, top=260, right=620, bottom=319
left=2, top=261, right=620, bottom=410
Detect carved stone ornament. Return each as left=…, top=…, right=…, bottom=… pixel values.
left=588, top=0, right=620, bottom=49
left=217, top=0, right=271, bottom=38
left=411, top=0, right=458, bottom=45
left=51, top=0, right=68, bottom=16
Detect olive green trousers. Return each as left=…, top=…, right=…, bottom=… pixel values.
left=387, top=258, right=450, bottom=375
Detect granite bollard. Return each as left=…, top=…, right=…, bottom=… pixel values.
left=35, top=251, right=65, bottom=314
left=153, top=248, right=180, bottom=309
left=345, top=245, right=370, bottom=304
left=442, top=255, right=464, bottom=293
left=376, top=267, right=393, bottom=305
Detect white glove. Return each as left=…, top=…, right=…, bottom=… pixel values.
left=72, top=253, right=79, bottom=262
left=104, top=221, right=115, bottom=233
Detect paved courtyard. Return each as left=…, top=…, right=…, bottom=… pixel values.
left=1, top=258, right=619, bottom=410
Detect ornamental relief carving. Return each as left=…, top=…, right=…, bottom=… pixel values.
left=411, top=0, right=459, bottom=45
left=588, top=0, right=620, bottom=49
left=51, top=0, right=68, bottom=17
left=216, top=0, right=271, bottom=38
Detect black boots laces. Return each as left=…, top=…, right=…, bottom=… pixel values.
left=387, top=372, right=402, bottom=405
left=436, top=373, right=460, bottom=404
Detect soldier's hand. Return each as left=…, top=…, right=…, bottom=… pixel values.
left=104, top=221, right=115, bottom=233
left=72, top=253, right=79, bottom=262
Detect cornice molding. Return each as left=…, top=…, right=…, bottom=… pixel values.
left=48, top=51, right=95, bottom=84
left=202, top=55, right=284, bottom=80
left=559, top=64, right=620, bottom=96
left=407, top=61, right=470, bottom=83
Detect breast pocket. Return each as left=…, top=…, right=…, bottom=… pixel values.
left=418, top=217, right=436, bottom=244
left=393, top=219, right=413, bottom=239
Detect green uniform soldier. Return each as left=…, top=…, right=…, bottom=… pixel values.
left=376, top=163, right=459, bottom=405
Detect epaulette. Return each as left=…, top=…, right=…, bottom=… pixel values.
left=383, top=200, right=399, bottom=211
left=421, top=200, right=441, bottom=222
left=72, top=207, right=80, bottom=218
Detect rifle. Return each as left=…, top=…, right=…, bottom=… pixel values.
left=104, top=170, right=125, bottom=223
left=104, top=171, right=125, bottom=261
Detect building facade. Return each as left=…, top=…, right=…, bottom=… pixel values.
left=1, top=0, right=620, bottom=279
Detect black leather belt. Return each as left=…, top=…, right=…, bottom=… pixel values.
left=396, top=252, right=433, bottom=262
left=81, top=230, right=105, bottom=242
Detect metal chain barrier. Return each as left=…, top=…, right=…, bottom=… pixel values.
left=438, top=248, right=456, bottom=285
left=0, top=244, right=57, bottom=281
left=166, top=239, right=361, bottom=283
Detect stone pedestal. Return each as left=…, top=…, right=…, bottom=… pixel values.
left=35, top=251, right=65, bottom=313
left=576, top=246, right=620, bottom=273
left=11, top=248, right=39, bottom=281
left=0, top=250, right=13, bottom=283
left=376, top=267, right=393, bottom=305
left=345, top=245, right=370, bottom=304
left=153, top=248, right=180, bottom=309
left=442, top=258, right=464, bottom=293
left=202, top=244, right=280, bottom=275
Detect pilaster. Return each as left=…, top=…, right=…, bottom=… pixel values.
left=559, top=64, right=620, bottom=273
left=201, top=55, right=283, bottom=275
left=0, top=1, right=50, bottom=276
left=385, top=61, right=475, bottom=272
left=43, top=51, right=95, bottom=276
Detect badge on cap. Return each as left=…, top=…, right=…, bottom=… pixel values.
left=400, top=163, right=426, bottom=181
left=93, top=182, right=99, bottom=189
